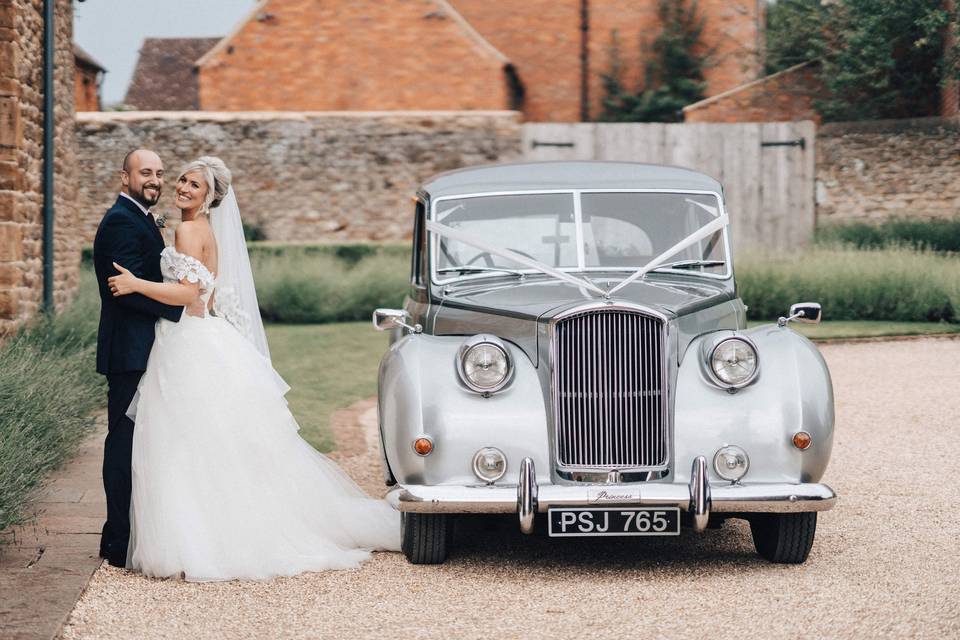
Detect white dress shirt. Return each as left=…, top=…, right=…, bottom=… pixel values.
left=119, top=191, right=151, bottom=216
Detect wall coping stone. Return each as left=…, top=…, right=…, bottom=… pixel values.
left=819, top=116, right=960, bottom=137
left=77, top=110, right=522, bottom=123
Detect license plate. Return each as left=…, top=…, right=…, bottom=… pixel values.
left=547, top=507, right=680, bottom=537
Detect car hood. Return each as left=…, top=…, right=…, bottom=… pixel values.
left=437, top=275, right=734, bottom=322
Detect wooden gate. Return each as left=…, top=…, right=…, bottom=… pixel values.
left=522, top=122, right=816, bottom=251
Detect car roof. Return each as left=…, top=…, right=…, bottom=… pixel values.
left=421, top=161, right=723, bottom=199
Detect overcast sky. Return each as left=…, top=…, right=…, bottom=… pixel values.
left=73, top=0, right=258, bottom=106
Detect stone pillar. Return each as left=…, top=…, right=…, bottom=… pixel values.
left=0, top=0, right=78, bottom=337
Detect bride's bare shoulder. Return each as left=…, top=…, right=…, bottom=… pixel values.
left=174, top=220, right=210, bottom=257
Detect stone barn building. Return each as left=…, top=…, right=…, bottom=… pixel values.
left=0, top=0, right=80, bottom=335
left=183, top=0, right=762, bottom=122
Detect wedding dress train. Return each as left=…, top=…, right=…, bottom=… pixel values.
left=126, top=247, right=399, bottom=581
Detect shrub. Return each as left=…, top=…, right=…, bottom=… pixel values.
left=816, top=218, right=960, bottom=253
left=253, top=250, right=409, bottom=323
left=0, top=268, right=104, bottom=535
left=737, top=245, right=960, bottom=322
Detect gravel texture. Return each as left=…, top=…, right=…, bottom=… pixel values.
left=62, top=338, right=960, bottom=639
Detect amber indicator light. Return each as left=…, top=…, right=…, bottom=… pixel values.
left=414, top=438, right=434, bottom=455
left=792, top=431, right=812, bottom=450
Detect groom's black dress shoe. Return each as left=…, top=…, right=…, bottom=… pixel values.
left=106, top=552, right=127, bottom=568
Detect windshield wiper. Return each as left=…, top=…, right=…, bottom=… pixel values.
left=650, top=260, right=726, bottom=271
left=437, top=266, right=526, bottom=277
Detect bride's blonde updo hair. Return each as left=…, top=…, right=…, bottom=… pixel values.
left=177, top=156, right=232, bottom=214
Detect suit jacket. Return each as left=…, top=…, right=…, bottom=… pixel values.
left=94, top=195, right=183, bottom=375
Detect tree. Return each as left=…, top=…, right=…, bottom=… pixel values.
left=765, top=0, right=960, bottom=121
left=764, top=0, right=828, bottom=74
left=598, top=0, right=709, bottom=122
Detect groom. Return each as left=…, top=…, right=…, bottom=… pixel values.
left=92, top=149, right=200, bottom=567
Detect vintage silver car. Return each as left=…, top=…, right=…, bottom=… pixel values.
left=374, top=161, right=836, bottom=565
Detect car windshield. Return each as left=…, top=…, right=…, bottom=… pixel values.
left=432, top=191, right=727, bottom=282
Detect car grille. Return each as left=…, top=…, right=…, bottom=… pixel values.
left=552, top=309, right=668, bottom=469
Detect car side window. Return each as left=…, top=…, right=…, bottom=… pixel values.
left=411, top=201, right=426, bottom=286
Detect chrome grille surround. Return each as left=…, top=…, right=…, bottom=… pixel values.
left=550, top=304, right=669, bottom=472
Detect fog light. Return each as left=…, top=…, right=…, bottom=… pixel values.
left=472, top=447, right=507, bottom=483
left=792, top=431, right=813, bottom=450
left=713, top=445, right=749, bottom=482
left=413, top=436, right=434, bottom=456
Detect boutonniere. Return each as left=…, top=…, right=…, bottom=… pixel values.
left=155, top=213, right=167, bottom=229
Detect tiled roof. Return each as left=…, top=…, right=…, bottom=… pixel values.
left=124, top=37, right=221, bottom=110
left=74, top=43, right=106, bottom=72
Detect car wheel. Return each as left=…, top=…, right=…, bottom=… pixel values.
left=750, top=512, right=817, bottom=564
left=401, top=513, right=451, bottom=564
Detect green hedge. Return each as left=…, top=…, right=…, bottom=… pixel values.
left=251, top=246, right=410, bottom=323
left=738, top=246, right=959, bottom=322
left=0, top=269, right=104, bottom=535
left=816, top=218, right=960, bottom=253
left=82, top=240, right=960, bottom=324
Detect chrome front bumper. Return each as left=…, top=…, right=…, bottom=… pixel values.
left=386, top=457, right=837, bottom=534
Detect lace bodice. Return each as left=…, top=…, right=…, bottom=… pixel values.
left=160, top=246, right=216, bottom=310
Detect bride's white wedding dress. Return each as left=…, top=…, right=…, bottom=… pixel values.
left=126, top=246, right=400, bottom=581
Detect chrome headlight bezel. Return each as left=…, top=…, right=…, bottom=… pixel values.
left=456, top=334, right=514, bottom=394
left=704, top=335, right=760, bottom=389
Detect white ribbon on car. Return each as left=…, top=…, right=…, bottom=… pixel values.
left=605, top=213, right=729, bottom=296
left=426, top=220, right=608, bottom=297
left=427, top=210, right=728, bottom=299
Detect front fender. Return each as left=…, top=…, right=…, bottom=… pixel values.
left=378, top=334, right=551, bottom=486
left=673, top=325, right=834, bottom=485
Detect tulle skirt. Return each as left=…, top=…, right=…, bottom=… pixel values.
left=127, top=314, right=400, bottom=581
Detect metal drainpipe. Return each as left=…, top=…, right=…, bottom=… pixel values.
left=580, top=0, right=590, bottom=122
left=42, top=0, right=55, bottom=312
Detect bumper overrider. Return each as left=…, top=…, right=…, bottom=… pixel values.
left=386, top=457, right=837, bottom=534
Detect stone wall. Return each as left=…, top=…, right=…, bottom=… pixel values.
left=816, top=117, right=960, bottom=223
left=75, top=111, right=522, bottom=243
left=0, top=0, right=79, bottom=336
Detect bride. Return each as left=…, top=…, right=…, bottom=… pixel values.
left=107, top=156, right=399, bottom=581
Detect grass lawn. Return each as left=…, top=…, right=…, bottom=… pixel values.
left=265, top=322, right=388, bottom=452
left=749, top=320, right=960, bottom=340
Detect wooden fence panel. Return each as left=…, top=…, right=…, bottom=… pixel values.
left=522, top=121, right=816, bottom=250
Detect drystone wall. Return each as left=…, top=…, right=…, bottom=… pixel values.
left=75, top=111, right=522, bottom=243
left=0, top=0, right=79, bottom=335
left=816, top=117, right=960, bottom=223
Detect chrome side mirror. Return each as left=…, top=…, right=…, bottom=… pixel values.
left=372, top=308, right=422, bottom=334
left=778, top=302, right=822, bottom=327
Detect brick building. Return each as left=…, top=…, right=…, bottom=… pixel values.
left=191, top=0, right=762, bottom=121
left=1, top=0, right=80, bottom=335
left=74, top=43, right=104, bottom=112
left=125, top=38, right=222, bottom=110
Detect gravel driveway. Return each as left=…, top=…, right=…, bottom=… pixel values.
left=62, top=338, right=960, bottom=639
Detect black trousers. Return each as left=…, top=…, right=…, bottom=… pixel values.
left=100, top=371, right=143, bottom=567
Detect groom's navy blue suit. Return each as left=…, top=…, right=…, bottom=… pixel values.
left=93, top=194, right=182, bottom=567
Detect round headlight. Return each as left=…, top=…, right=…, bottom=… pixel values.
left=472, top=447, right=507, bottom=483
left=457, top=335, right=512, bottom=393
left=709, top=337, right=759, bottom=388
left=713, top=445, right=749, bottom=482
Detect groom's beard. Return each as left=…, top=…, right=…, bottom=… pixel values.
left=131, top=183, right=161, bottom=208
